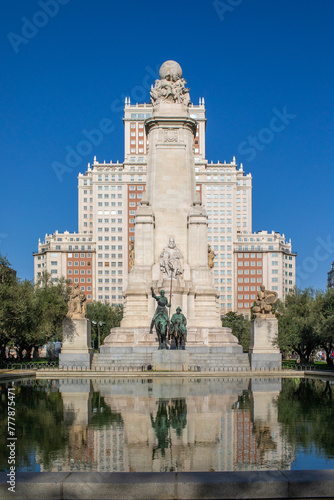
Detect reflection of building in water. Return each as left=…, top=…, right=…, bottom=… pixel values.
left=235, top=408, right=259, bottom=469
left=224, top=380, right=295, bottom=471
left=37, top=377, right=295, bottom=472
left=93, top=425, right=126, bottom=472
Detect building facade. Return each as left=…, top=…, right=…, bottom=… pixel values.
left=34, top=95, right=296, bottom=316
left=328, top=261, right=334, bottom=289
left=234, top=231, right=295, bottom=318
left=33, top=231, right=96, bottom=302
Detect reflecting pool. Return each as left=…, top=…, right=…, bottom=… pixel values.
left=0, top=377, right=333, bottom=472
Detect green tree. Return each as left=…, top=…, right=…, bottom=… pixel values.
left=276, top=378, right=334, bottom=458
left=222, top=311, right=250, bottom=352
left=0, top=381, right=73, bottom=471
left=0, top=254, right=16, bottom=284
left=91, top=392, right=123, bottom=427
left=87, top=301, right=123, bottom=347
left=33, top=272, right=69, bottom=355
left=277, top=288, right=320, bottom=364
left=10, top=279, right=38, bottom=360
left=0, top=255, right=18, bottom=360
left=0, top=258, right=69, bottom=360
left=315, top=288, right=334, bottom=366
left=11, top=273, right=69, bottom=360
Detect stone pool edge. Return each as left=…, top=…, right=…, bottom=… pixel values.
left=0, top=470, right=334, bottom=499
left=37, top=369, right=334, bottom=379
left=1, top=369, right=333, bottom=383
left=1, top=369, right=334, bottom=382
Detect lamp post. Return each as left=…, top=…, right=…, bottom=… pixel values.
left=92, top=321, right=105, bottom=350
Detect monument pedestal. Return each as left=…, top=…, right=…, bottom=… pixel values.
left=152, top=350, right=189, bottom=371
left=59, top=318, right=93, bottom=369
left=249, top=316, right=281, bottom=370
left=102, top=325, right=243, bottom=349
left=93, top=326, right=250, bottom=371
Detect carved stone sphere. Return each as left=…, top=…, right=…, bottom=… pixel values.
left=159, top=60, right=183, bottom=82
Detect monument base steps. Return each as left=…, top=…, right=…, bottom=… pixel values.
left=92, top=345, right=250, bottom=372
left=94, top=325, right=250, bottom=372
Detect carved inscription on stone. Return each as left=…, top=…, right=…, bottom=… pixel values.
left=164, top=129, right=178, bottom=143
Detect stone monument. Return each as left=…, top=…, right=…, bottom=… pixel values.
left=59, top=285, right=93, bottom=369
left=249, top=286, right=281, bottom=370
left=97, top=60, right=249, bottom=372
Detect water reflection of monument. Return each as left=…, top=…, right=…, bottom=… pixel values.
left=39, top=378, right=295, bottom=472
left=150, top=399, right=187, bottom=462
left=37, top=379, right=96, bottom=472
left=249, top=379, right=294, bottom=470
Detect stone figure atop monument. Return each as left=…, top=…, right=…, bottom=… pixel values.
left=208, top=245, right=216, bottom=269
left=160, top=238, right=183, bottom=277
left=252, top=285, right=278, bottom=317
left=150, top=60, right=190, bottom=106
left=67, top=284, right=87, bottom=319
left=129, top=241, right=135, bottom=270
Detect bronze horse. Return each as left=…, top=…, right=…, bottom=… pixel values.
left=169, top=322, right=185, bottom=350
left=154, top=316, right=169, bottom=350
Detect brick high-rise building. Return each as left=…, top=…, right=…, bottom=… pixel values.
left=33, top=231, right=95, bottom=302
left=34, top=86, right=296, bottom=317
left=234, top=231, right=295, bottom=319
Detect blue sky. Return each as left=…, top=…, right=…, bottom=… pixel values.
left=0, top=0, right=333, bottom=290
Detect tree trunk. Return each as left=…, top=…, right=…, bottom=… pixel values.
left=297, top=349, right=308, bottom=365
left=33, top=346, right=40, bottom=359
left=0, top=344, right=7, bottom=361
left=17, top=347, right=24, bottom=362
left=325, top=347, right=333, bottom=366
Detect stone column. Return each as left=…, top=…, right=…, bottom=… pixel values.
left=121, top=197, right=155, bottom=327
left=187, top=200, right=221, bottom=328
left=59, top=318, right=93, bottom=369
left=249, top=316, right=281, bottom=370
left=145, top=103, right=197, bottom=263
